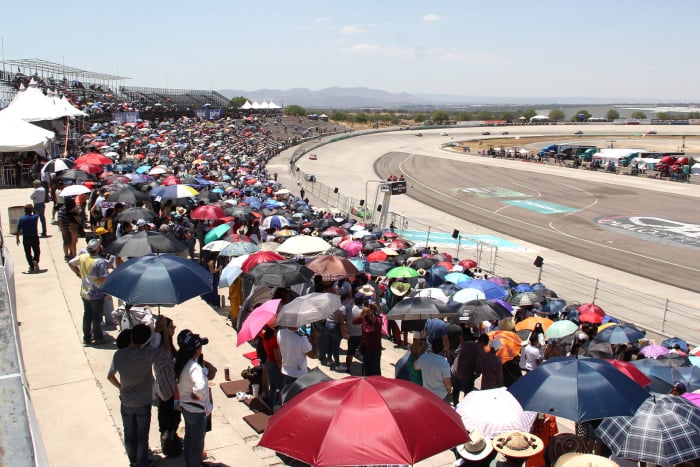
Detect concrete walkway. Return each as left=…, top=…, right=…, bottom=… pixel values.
left=5, top=168, right=453, bottom=466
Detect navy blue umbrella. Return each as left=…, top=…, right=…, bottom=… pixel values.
left=101, top=253, right=212, bottom=306
left=508, top=356, right=649, bottom=422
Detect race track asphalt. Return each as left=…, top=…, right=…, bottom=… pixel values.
left=373, top=150, right=700, bottom=293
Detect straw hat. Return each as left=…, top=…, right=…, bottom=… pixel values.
left=357, top=284, right=374, bottom=297
left=175, top=206, right=187, bottom=216
left=554, top=453, right=620, bottom=467
left=492, top=432, right=543, bottom=459
left=457, top=430, right=494, bottom=461
left=417, top=268, right=427, bottom=276
left=390, top=281, right=411, bottom=297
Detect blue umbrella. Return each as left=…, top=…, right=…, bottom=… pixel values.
left=662, top=337, right=689, bottom=353
left=593, top=324, right=645, bottom=345
left=514, top=283, right=534, bottom=293
left=428, top=265, right=449, bottom=286
left=541, top=299, right=567, bottom=315
left=444, top=272, right=470, bottom=284
left=101, top=253, right=212, bottom=307
left=508, top=356, right=650, bottom=422
left=456, top=279, right=508, bottom=300
left=135, top=165, right=152, bottom=174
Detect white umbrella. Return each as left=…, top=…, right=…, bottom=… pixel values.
left=59, top=184, right=92, bottom=197
left=148, top=167, right=168, bottom=175
left=276, top=235, right=331, bottom=256
left=202, top=240, right=232, bottom=252
left=275, top=188, right=291, bottom=195
left=41, top=158, right=74, bottom=176
left=276, top=293, right=342, bottom=327
left=411, top=288, right=449, bottom=303
left=456, top=387, right=537, bottom=439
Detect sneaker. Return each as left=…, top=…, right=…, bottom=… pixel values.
left=335, top=365, right=348, bottom=372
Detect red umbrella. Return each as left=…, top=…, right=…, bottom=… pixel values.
left=75, top=152, right=112, bottom=165
left=459, top=259, right=478, bottom=269
left=382, top=231, right=398, bottom=238
left=228, top=233, right=252, bottom=243
left=190, top=205, right=226, bottom=220
left=388, top=239, right=411, bottom=249
left=321, top=226, right=346, bottom=237
left=75, top=162, right=103, bottom=174
left=258, top=376, right=469, bottom=466
left=366, top=250, right=388, bottom=262
left=604, top=359, right=651, bottom=387
left=437, top=261, right=453, bottom=270
left=161, top=175, right=181, bottom=186
left=241, top=251, right=285, bottom=273
left=578, top=303, right=606, bottom=323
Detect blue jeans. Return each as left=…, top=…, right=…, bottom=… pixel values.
left=320, top=322, right=342, bottom=365
left=120, top=404, right=151, bottom=467
left=82, top=296, right=104, bottom=342
left=34, top=202, right=47, bottom=235
left=181, top=408, right=207, bottom=467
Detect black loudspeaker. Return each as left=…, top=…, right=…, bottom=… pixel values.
left=333, top=187, right=339, bottom=193
left=376, top=204, right=382, bottom=212
left=359, top=199, right=365, bottom=206
left=452, top=229, right=460, bottom=239
left=534, top=256, right=544, bottom=268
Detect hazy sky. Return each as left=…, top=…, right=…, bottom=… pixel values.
left=4, top=0, right=699, bottom=100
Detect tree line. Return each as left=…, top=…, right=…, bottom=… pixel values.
left=228, top=96, right=700, bottom=125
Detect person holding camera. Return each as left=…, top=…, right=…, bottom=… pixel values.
left=352, top=302, right=383, bottom=376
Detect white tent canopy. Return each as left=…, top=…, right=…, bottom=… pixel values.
left=0, top=114, right=55, bottom=153
left=240, top=100, right=282, bottom=110
left=53, top=96, right=88, bottom=118
left=0, top=85, right=72, bottom=122
left=529, top=115, right=550, bottom=121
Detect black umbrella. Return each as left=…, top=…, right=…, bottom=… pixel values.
left=410, top=257, right=439, bottom=270
left=197, top=189, right=222, bottom=202
left=101, top=253, right=212, bottom=307
left=367, top=261, right=394, bottom=277
left=582, top=341, right=614, bottom=359
left=62, top=169, right=96, bottom=182
left=362, top=239, right=384, bottom=251
left=105, top=231, right=188, bottom=257
left=451, top=299, right=513, bottom=324
left=109, top=186, right=151, bottom=204
left=387, top=297, right=459, bottom=321
left=41, top=158, right=74, bottom=176
left=656, top=352, right=691, bottom=368
left=327, top=247, right=348, bottom=258
left=247, top=260, right=314, bottom=288
left=115, top=207, right=158, bottom=223
left=281, top=368, right=332, bottom=404
left=313, top=218, right=338, bottom=231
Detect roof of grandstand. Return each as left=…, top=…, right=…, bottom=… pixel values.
left=1, top=58, right=128, bottom=82
left=120, top=86, right=232, bottom=108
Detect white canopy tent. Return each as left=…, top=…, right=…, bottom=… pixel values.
left=0, top=85, right=70, bottom=122
left=239, top=100, right=253, bottom=110
left=529, top=115, right=550, bottom=122
left=0, top=114, right=55, bottom=154
left=239, top=100, right=282, bottom=110
left=53, top=96, right=88, bottom=118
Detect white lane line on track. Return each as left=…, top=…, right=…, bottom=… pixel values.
left=397, top=154, right=700, bottom=274
left=548, top=181, right=599, bottom=232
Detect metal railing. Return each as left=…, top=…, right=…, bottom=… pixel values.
left=287, top=128, right=700, bottom=345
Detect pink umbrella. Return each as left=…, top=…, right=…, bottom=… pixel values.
left=237, top=299, right=282, bottom=346
left=340, top=240, right=363, bottom=257
left=639, top=344, right=671, bottom=359
left=682, top=392, right=700, bottom=407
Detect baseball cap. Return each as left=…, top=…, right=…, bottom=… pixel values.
left=136, top=219, right=147, bottom=227
left=86, top=239, right=102, bottom=252
left=177, top=329, right=209, bottom=351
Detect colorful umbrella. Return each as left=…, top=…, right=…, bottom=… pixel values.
left=219, top=241, right=260, bottom=257
left=237, top=299, right=281, bottom=346
left=639, top=344, right=671, bottom=359
left=487, top=330, right=524, bottom=364
left=386, top=266, right=419, bottom=279
left=259, top=376, right=469, bottom=466
left=204, top=223, right=231, bottom=244
left=241, top=251, right=285, bottom=273
left=604, top=359, right=652, bottom=387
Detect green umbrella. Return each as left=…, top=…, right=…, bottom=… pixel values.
left=544, top=320, right=579, bottom=339
left=204, top=223, right=232, bottom=244
left=386, top=266, right=420, bottom=279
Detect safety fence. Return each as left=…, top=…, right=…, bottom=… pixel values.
left=286, top=129, right=700, bottom=344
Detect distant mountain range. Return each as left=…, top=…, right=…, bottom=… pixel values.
left=218, top=86, right=679, bottom=109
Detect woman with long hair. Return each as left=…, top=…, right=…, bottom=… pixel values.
left=175, top=330, right=210, bottom=467
left=154, top=317, right=182, bottom=458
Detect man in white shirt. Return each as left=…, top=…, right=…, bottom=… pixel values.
left=277, top=326, right=313, bottom=386
left=30, top=180, right=48, bottom=237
